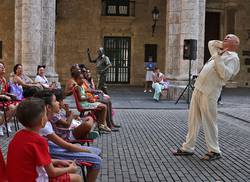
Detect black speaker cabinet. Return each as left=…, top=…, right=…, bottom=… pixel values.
left=183, top=39, right=197, bottom=60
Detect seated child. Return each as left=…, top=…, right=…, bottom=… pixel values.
left=51, top=89, right=99, bottom=140
left=7, top=98, right=81, bottom=182
left=34, top=90, right=102, bottom=182
left=73, top=71, right=111, bottom=133
left=82, top=69, right=120, bottom=130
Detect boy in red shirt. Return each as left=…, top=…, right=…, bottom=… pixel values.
left=7, top=98, right=82, bottom=182
left=0, top=147, right=6, bottom=182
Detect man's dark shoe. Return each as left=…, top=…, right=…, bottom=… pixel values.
left=172, top=148, right=194, bottom=156
left=201, top=152, right=221, bottom=161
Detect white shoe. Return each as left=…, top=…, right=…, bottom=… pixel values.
left=149, top=89, right=152, bottom=93
left=0, top=127, right=4, bottom=136
left=144, top=90, right=147, bottom=93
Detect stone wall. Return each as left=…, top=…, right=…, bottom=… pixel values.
left=206, top=0, right=250, bottom=87
left=55, top=0, right=102, bottom=85
left=55, top=0, right=166, bottom=85
left=15, top=0, right=58, bottom=81
left=233, top=0, right=250, bottom=87
left=0, top=0, right=15, bottom=76
left=166, top=0, right=205, bottom=80
left=0, top=0, right=250, bottom=87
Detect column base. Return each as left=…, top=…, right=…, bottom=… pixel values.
left=46, top=72, right=61, bottom=88
left=225, top=81, right=238, bottom=88
left=167, top=80, right=191, bottom=101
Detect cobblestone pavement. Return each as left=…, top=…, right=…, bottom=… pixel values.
left=93, top=109, right=250, bottom=182
left=1, top=87, right=250, bottom=182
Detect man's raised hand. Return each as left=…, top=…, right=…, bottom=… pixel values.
left=218, top=48, right=228, bottom=56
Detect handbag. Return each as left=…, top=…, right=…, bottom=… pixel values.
left=9, top=82, right=23, bottom=101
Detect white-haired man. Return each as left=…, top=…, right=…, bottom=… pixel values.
left=173, top=34, right=240, bottom=161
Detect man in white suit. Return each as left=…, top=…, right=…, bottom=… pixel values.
left=173, top=34, right=240, bottom=161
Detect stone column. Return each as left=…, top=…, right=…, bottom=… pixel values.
left=14, top=0, right=22, bottom=66
left=15, top=0, right=58, bottom=82
left=41, top=0, right=58, bottom=82
left=166, top=0, right=206, bottom=99
left=166, top=0, right=205, bottom=79
left=15, top=0, right=42, bottom=76
left=165, top=0, right=181, bottom=76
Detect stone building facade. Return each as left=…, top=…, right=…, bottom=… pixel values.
left=0, top=0, right=250, bottom=89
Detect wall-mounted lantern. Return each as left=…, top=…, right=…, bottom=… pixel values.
left=152, top=6, right=160, bottom=36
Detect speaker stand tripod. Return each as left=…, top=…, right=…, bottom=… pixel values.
left=175, top=59, right=194, bottom=108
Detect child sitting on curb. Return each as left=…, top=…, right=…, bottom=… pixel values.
left=7, top=98, right=81, bottom=182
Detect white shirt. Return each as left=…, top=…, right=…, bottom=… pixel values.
left=37, top=122, right=53, bottom=182
left=39, top=122, right=54, bottom=137
left=35, top=75, right=50, bottom=88
left=194, top=40, right=240, bottom=99
left=36, top=166, right=48, bottom=182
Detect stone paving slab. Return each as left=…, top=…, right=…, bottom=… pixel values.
left=108, top=86, right=250, bottom=110
left=107, top=86, right=188, bottom=109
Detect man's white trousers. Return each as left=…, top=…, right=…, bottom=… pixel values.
left=181, top=89, right=221, bottom=154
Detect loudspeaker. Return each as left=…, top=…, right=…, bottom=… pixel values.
left=183, top=39, right=197, bottom=60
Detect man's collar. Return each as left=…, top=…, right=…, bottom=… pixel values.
left=226, top=51, right=237, bottom=55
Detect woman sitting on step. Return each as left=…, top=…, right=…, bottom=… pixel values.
left=152, top=67, right=169, bottom=102
left=35, top=65, right=57, bottom=90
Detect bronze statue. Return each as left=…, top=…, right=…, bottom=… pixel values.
left=87, top=47, right=112, bottom=94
